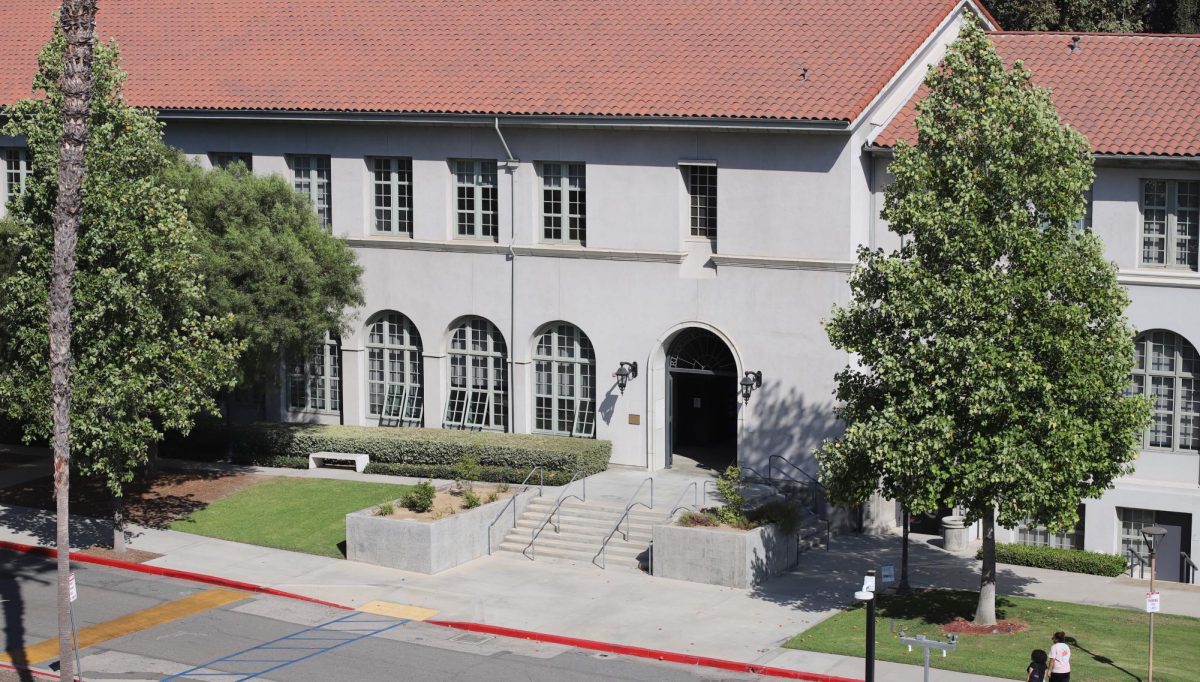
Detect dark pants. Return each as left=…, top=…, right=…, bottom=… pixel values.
left=1049, top=673, right=1070, bottom=682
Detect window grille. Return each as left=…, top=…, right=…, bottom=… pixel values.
left=533, top=324, right=596, bottom=437
left=291, top=155, right=332, bottom=231
left=1141, top=179, right=1198, bottom=271
left=366, top=312, right=423, bottom=426
left=541, top=163, right=586, bottom=245
left=683, top=165, right=717, bottom=239
left=371, top=157, right=413, bottom=236
left=287, top=332, right=340, bottom=413
left=1131, top=330, right=1199, bottom=452
left=453, top=160, right=498, bottom=239
left=443, top=318, right=507, bottom=431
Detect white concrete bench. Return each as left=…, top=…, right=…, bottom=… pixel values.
left=308, top=452, right=370, bottom=473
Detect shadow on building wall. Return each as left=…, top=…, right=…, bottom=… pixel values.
left=739, top=382, right=841, bottom=477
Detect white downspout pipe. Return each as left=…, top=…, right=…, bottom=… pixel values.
left=494, top=118, right=518, bottom=433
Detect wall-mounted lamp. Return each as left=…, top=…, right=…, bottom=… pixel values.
left=615, top=361, right=638, bottom=394
left=740, top=370, right=762, bottom=403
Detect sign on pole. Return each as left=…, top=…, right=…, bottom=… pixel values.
left=863, top=573, right=876, bottom=593
left=881, top=564, right=895, bottom=584
left=1146, top=591, right=1161, bottom=613
left=68, top=572, right=78, bottom=603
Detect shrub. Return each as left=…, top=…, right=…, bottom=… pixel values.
left=463, top=490, right=482, bottom=509
left=678, top=510, right=718, bottom=527
left=496, top=481, right=510, bottom=493
left=402, top=480, right=437, bottom=513
left=714, top=465, right=748, bottom=527
left=374, top=501, right=394, bottom=516
left=485, top=491, right=499, bottom=504
left=167, top=422, right=610, bottom=482
left=456, top=456, right=482, bottom=492
left=980, top=543, right=1127, bottom=577
left=749, top=500, right=801, bottom=535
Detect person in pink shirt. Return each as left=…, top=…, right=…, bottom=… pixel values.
left=1048, top=631, right=1072, bottom=681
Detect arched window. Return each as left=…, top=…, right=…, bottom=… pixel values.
left=1132, top=330, right=1199, bottom=452
left=533, top=324, right=596, bottom=437
left=287, top=331, right=340, bottom=413
left=366, top=312, right=423, bottom=426
left=444, top=317, right=508, bottom=431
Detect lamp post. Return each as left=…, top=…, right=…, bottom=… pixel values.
left=1142, top=525, right=1167, bottom=682
left=855, top=569, right=877, bottom=682
left=614, top=361, right=638, bottom=394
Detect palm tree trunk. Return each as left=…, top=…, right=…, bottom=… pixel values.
left=51, top=2, right=97, bottom=678
left=974, top=508, right=997, bottom=625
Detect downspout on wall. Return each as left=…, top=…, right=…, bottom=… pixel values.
left=494, top=118, right=519, bottom=433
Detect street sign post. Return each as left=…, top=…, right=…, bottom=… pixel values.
left=68, top=572, right=82, bottom=679
left=1146, top=591, right=1161, bottom=613
left=899, top=633, right=958, bottom=682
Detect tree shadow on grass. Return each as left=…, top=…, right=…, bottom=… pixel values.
left=1067, top=636, right=1143, bottom=682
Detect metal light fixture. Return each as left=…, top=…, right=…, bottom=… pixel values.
left=615, top=361, right=638, bottom=394
left=740, top=370, right=762, bottom=403
left=855, top=569, right=877, bottom=682
left=1142, top=525, right=1167, bottom=554
left=1141, top=525, right=1168, bottom=682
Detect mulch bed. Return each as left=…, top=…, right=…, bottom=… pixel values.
left=76, top=545, right=163, bottom=564
left=0, top=469, right=270, bottom=529
left=943, top=617, right=1030, bottom=635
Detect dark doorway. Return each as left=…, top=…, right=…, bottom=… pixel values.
left=666, top=329, right=738, bottom=471
left=1155, top=511, right=1192, bottom=583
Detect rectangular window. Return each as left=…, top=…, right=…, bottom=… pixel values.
left=541, top=162, right=586, bottom=245
left=1119, top=507, right=1157, bottom=566
left=453, top=159, right=498, bottom=239
left=1141, top=179, right=1199, bottom=271
left=683, top=164, right=717, bottom=239
left=290, top=155, right=332, bottom=231
left=3, top=148, right=31, bottom=211
left=210, top=152, right=252, bottom=171
left=287, top=333, right=340, bottom=413
left=1016, top=508, right=1084, bottom=550
left=371, top=157, right=413, bottom=236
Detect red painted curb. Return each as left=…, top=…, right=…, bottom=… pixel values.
left=0, top=661, right=63, bottom=680
left=0, top=539, right=351, bottom=610
left=427, top=620, right=862, bottom=682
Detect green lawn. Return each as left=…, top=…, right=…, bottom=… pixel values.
left=169, top=477, right=412, bottom=558
left=785, top=589, right=1200, bottom=681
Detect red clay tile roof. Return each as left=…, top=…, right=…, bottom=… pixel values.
left=873, top=32, right=1200, bottom=156
left=0, top=0, right=970, bottom=122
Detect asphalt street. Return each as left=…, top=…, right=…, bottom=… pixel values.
left=0, top=549, right=766, bottom=682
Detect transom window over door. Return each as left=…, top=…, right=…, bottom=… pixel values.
left=288, top=332, right=340, bottom=413
left=453, top=160, right=498, bottom=239
left=541, top=163, right=586, bottom=245
left=533, top=324, right=596, bottom=437
left=1141, top=179, right=1198, bottom=271
left=290, top=155, right=332, bottom=231
left=1131, top=330, right=1199, bottom=452
left=366, top=312, right=423, bottom=426
left=444, top=317, right=508, bottom=431
left=683, top=164, right=717, bottom=239
left=372, top=157, right=413, bottom=236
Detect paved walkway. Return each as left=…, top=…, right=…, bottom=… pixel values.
left=3, top=455, right=1197, bottom=682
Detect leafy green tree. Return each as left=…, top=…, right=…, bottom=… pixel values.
left=817, top=19, right=1150, bottom=625
left=0, top=35, right=239, bottom=550
left=984, top=0, right=1147, bottom=31
left=1147, top=0, right=1200, bottom=32
left=161, top=155, right=363, bottom=431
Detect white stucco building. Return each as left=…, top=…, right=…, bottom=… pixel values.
left=1, top=1, right=1196, bottom=580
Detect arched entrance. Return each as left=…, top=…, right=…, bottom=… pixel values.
left=666, top=328, right=738, bottom=471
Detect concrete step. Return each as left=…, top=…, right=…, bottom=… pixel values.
left=498, top=530, right=645, bottom=557
left=523, top=499, right=667, bottom=524
left=513, top=519, right=654, bottom=542
left=496, top=539, right=643, bottom=562
left=495, top=543, right=647, bottom=571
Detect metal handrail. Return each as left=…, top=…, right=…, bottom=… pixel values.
left=665, top=481, right=699, bottom=519
left=1128, top=547, right=1148, bottom=579
left=523, top=469, right=588, bottom=560
left=486, top=466, right=546, bottom=555
left=766, top=465, right=833, bottom=551
left=593, top=477, right=654, bottom=569
left=768, top=455, right=826, bottom=489
left=702, top=480, right=716, bottom=508
left=1184, top=551, right=1198, bottom=585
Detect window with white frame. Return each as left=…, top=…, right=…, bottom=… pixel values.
left=444, top=317, right=507, bottom=430
left=453, top=159, right=498, bottom=239
left=366, top=311, right=423, bottom=426
left=290, top=155, right=332, bottom=231
left=533, top=324, right=596, bottom=437
left=683, top=164, right=717, bottom=239
left=1141, top=179, right=1198, bottom=271
left=371, top=157, right=413, bottom=236
left=1119, top=507, right=1157, bottom=563
left=1016, top=507, right=1084, bottom=550
left=210, top=152, right=252, bottom=171
left=1131, top=330, right=1199, bottom=452
left=540, top=163, right=586, bottom=245
left=3, top=148, right=31, bottom=210
left=287, top=332, right=340, bottom=413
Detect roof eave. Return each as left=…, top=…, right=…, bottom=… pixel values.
left=153, top=109, right=853, bottom=133
left=865, top=144, right=1200, bottom=166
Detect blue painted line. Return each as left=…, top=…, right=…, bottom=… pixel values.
left=161, top=612, right=409, bottom=682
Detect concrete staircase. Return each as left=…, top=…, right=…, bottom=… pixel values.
left=497, top=497, right=665, bottom=571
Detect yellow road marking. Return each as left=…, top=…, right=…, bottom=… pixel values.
left=357, top=601, right=436, bottom=621
left=1, top=588, right=249, bottom=664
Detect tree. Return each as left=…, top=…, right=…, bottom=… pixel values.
left=160, top=155, right=363, bottom=435
left=816, top=19, right=1150, bottom=625
left=984, top=0, right=1147, bottom=31
left=1146, top=0, right=1200, bottom=32
left=0, top=32, right=238, bottom=561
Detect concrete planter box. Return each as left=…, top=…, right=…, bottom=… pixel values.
left=652, top=522, right=801, bottom=588
left=346, top=488, right=536, bottom=574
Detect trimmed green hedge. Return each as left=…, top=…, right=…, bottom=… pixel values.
left=979, top=543, right=1127, bottom=577
left=167, top=421, right=610, bottom=483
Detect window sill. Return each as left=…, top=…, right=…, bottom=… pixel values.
left=346, top=236, right=686, bottom=263
left=1118, top=269, right=1200, bottom=288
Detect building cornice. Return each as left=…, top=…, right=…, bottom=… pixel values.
left=710, top=254, right=856, bottom=272
left=1118, top=270, right=1200, bottom=289
left=345, top=236, right=687, bottom=263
